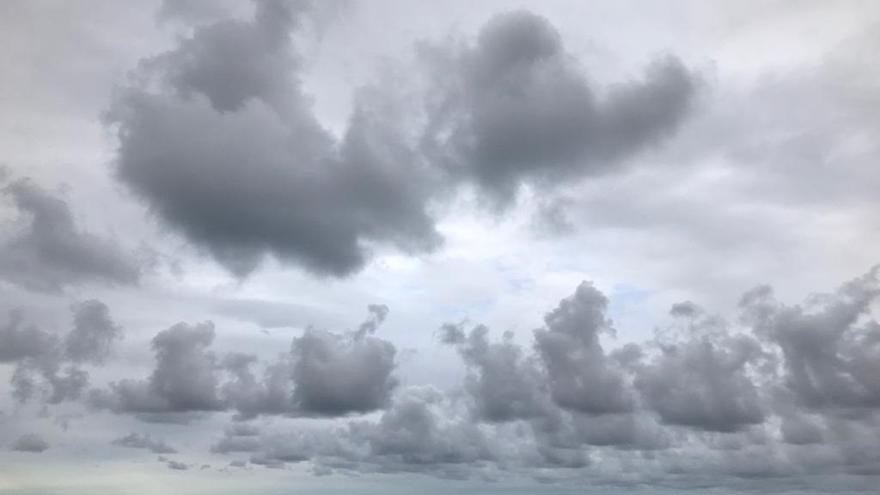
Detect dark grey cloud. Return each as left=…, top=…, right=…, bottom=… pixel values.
left=113, top=432, right=178, bottom=454
left=740, top=266, right=880, bottom=416
left=65, top=300, right=122, bottom=364
left=1, top=301, right=121, bottom=405
left=533, top=282, right=633, bottom=415
left=420, top=10, right=697, bottom=203
left=441, top=323, right=546, bottom=422
left=90, top=305, right=398, bottom=420
left=108, top=2, right=700, bottom=278
left=289, top=325, right=397, bottom=416
left=11, top=433, right=49, bottom=453
left=0, top=179, right=140, bottom=292
left=165, top=458, right=190, bottom=470
left=221, top=352, right=292, bottom=420
left=634, top=333, right=768, bottom=432
left=110, top=0, right=440, bottom=277
left=91, top=322, right=223, bottom=416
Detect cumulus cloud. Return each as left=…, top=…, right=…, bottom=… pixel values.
left=11, top=433, right=49, bottom=453
left=741, top=266, right=880, bottom=415
left=1, top=301, right=121, bottom=405
left=441, top=323, right=546, bottom=422
left=108, top=2, right=698, bottom=278
left=91, top=305, right=399, bottom=420
left=533, top=282, right=634, bottom=415
left=420, top=10, right=697, bottom=204
left=91, top=322, right=223, bottom=416
left=289, top=326, right=397, bottom=416
left=0, top=179, right=140, bottom=292
left=10, top=266, right=871, bottom=490
left=65, top=300, right=122, bottom=364
left=109, top=0, right=441, bottom=277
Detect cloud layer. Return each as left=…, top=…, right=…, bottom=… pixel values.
left=3, top=266, right=879, bottom=490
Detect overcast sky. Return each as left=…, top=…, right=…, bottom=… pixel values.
left=1, top=1, right=880, bottom=494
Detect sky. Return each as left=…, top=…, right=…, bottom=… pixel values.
left=1, top=0, right=880, bottom=493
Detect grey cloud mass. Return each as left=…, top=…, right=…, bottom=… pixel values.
left=420, top=11, right=696, bottom=203
left=108, top=2, right=695, bottom=277
left=1, top=300, right=121, bottom=405
left=65, top=300, right=122, bottom=365
left=4, top=265, right=880, bottom=490
left=91, top=305, right=398, bottom=420
left=534, top=282, right=633, bottom=415
left=10, top=433, right=49, bottom=453
left=91, top=322, right=223, bottom=416
left=110, top=0, right=441, bottom=277
left=0, top=179, right=140, bottom=292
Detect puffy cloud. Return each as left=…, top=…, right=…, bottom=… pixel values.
left=0, top=301, right=121, bottom=405
left=740, top=266, right=880, bottom=416
left=420, top=11, right=697, bottom=203
left=65, top=300, right=122, bottom=364
left=11, top=433, right=49, bottom=453
left=0, top=179, right=140, bottom=292
left=109, top=0, right=441, bottom=277
left=108, top=2, right=698, bottom=278
left=533, top=282, right=634, bottom=415
left=113, top=432, right=178, bottom=454
left=441, top=323, right=546, bottom=422
left=91, top=305, right=398, bottom=420
left=290, top=324, right=397, bottom=416
left=4, top=267, right=880, bottom=490
left=634, top=333, right=768, bottom=432
left=92, top=322, right=223, bottom=416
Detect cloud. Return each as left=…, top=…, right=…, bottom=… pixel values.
left=345, top=386, right=494, bottom=474
left=740, top=266, right=880, bottom=415
left=420, top=10, right=697, bottom=204
left=0, top=301, right=121, bottom=405
left=11, top=433, right=49, bottom=453
left=164, top=458, right=190, bottom=470
left=90, top=304, right=399, bottom=420
left=441, top=323, right=546, bottom=422
left=0, top=179, right=140, bottom=292
left=91, top=321, right=223, bottom=416
left=289, top=308, right=397, bottom=416
left=634, top=332, right=768, bottom=432
left=7, top=266, right=874, bottom=490
left=113, top=432, right=178, bottom=454
left=211, top=425, right=262, bottom=454
left=109, top=0, right=441, bottom=277
left=0, top=310, right=55, bottom=364
left=65, top=300, right=122, bottom=364
left=108, top=2, right=699, bottom=278
left=533, top=282, right=634, bottom=415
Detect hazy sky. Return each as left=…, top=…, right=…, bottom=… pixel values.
left=1, top=1, right=880, bottom=493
